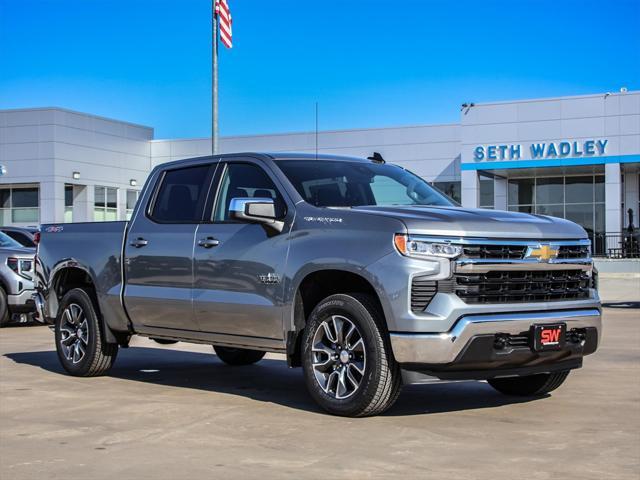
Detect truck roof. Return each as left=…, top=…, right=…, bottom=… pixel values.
left=155, top=152, right=372, bottom=171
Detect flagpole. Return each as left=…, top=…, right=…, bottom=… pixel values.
left=212, top=4, right=219, bottom=155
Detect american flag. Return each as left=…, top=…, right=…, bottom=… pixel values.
left=215, top=0, right=233, bottom=49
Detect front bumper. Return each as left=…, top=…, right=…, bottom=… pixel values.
left=390, top=308, right=601, bottom=378
left=7, top=289, right=36, bottom=312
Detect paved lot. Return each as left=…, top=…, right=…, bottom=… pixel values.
left=1, top=306, right=638, bottom=480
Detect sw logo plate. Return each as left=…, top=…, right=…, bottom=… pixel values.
left=531, top=323, right=566, bottom=352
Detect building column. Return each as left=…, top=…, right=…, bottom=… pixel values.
left=605, top=163, right=622, bottom=235
left=116, top=188, right=126, bottom=221
left=461, top=170, right=479, bottom=208
left=623, top=170, right=639, bottom=230
left=494, top=177, right=508, bottom=211
left=39, top=181, right=65, bottom=224
left=72, top=184, right=94, bottom=223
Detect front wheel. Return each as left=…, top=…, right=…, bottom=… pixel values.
left=213, top=346, right=266, bottom=365
left=301, top=293, right=402, bottom=417
left=55, top=288, right=118, bottom=376
left=488, top=371, right=570, bottom=396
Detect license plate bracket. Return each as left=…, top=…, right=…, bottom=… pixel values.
left=531, top=323, right=566, bottom=351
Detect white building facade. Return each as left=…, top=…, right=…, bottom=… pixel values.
left=1, top=91, right=639, bottom=255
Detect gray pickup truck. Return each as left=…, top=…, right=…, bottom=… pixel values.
left=34, top=152, right=601, bottom=417
left=1, top=231, right=36, bottom=327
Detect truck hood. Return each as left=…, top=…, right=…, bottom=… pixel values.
left=0, top=246, right=36, bottom=258
left=350, top=205, right=587, bottom=240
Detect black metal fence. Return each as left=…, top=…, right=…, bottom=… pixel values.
left=592, top=233, right=640, bottom=258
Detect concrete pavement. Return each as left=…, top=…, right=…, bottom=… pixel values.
left=1, top=306, right=638, bottom=480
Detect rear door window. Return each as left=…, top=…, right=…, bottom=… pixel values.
left=150, top=165, right=213, bottom=223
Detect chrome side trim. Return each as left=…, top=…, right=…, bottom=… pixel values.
left=390, top=308, right=601, bottom=364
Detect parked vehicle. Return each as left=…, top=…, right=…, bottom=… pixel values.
left=34, top=153, right=601, bottom=416
left=0, top=232, right=36, bottom=326
left=1, top=226, right=39, bottom=248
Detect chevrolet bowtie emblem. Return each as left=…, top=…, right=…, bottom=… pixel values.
left=527, top=244, right=559, bottom=262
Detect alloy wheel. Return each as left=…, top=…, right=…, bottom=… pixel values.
left=311, top=315, right=366, bottom=399
left=59, top=303, right=89, bottom=364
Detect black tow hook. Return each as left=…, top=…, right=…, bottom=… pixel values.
left=494, top=335, right=508, bottom=350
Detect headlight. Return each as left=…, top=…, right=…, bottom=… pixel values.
left=394, top=234, right=463, bottom=259
left=7, top=257, right=34, bottom=280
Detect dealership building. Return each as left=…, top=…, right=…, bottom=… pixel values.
left=1, top=91, right=639, bottom=254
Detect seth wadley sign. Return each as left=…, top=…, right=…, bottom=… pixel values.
left=474, top=139, right=608, bottom=161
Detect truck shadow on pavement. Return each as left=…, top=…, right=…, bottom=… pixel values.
left=602, top=301, right=640, bottom=309
left=5, top=346, right=543, bottom=416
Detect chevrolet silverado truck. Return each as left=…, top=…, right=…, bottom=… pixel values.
left=34, top=153, right=601, bottom=417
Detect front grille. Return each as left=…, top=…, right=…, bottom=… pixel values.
left=460, top=242, right=590, bottom=260
left=454, top=270, right=591, bottom=304
left=411, top=276, right=437, bottom=312
left=557, top=245, right=590, bottom=259
left=462, top=244, right=527, bottom=260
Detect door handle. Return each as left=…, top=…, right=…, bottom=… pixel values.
left=130, top=237, right=148, bottom=248
left=198, top=237, right=220, bottom=248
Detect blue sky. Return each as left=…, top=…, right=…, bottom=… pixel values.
left=1, top=0, right=638, bottom=138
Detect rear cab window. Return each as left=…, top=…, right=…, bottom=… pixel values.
left=149, top=164, right=214, bottom=223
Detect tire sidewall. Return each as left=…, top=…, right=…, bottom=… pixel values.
left=55, top=288, right=100, bottom=375
left=0, top=287, right=10, bottom=327
left=302, top=294, right=387, bottom=416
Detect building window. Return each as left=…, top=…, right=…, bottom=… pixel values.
left=126, top=190, right=139, bottom=220
left=0, top=185, right=39, bottom=225
left=94, top=186, right=118, bottom=221
left=479, top=175, right=494, bottom=209
left=508, top=175, right=606, bottom=254
left=64, top=185, right=74, bottom=223
left=431, top=181, right=461, bottom=204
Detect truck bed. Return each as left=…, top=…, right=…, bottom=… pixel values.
left=37, top=221, right=130, bottom=334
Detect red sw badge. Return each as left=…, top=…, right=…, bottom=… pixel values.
left=532, top=324, right=566, bottom=351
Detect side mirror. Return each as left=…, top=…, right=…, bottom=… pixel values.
left=229, top=197, right=284, bottom=232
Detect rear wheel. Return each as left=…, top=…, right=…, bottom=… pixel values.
left=213, top=346, right=266, bottom=365
left=55, top=288, right=118, bottom=376
left=0, top=287, right=10, bottom=327
left=301, top=293, right=402, bottom=417
left=488, top=371, right=570, bottom=396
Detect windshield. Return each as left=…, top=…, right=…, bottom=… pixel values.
left=275, top=160, right=455, bottom=208
left=0, top=231, right=23, bottom=249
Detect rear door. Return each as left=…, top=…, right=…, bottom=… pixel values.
left=124, top=162, right=216, bottom=332
left=192, top=160, right=293, bottom=341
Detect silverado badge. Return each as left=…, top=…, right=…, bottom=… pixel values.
left=258, top=273, right=281, bottom=285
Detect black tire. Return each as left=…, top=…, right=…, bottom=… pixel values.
left=213, top=346, right=266, bottom=365
left=55, top=288, right=118, bottom=376
left=301, top=293, right=402, bottom=417
left=151, top=338, right=178, bottom=345
left=0, top=287, right=10, bottom=327
left=488, top=371, right=570, bottom=396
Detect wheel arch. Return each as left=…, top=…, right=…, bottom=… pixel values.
left=49, top=264, right=120, bottom=344
left=286, top=268, right=388, bottom=367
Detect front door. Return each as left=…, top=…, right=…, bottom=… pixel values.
left=193, top=160, right=293, bottom=341
left=124, top=162, right=216, bottom=332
